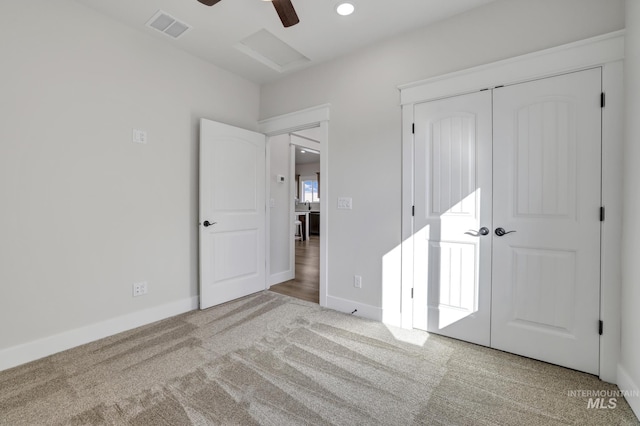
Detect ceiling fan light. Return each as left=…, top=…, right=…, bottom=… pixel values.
left=336, top=2, right=355, bottom=16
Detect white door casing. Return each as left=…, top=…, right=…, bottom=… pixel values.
left=413, top=91, right=493, bottom=346
left=259, top=104, right=330, bottom=309
left=400, top=32, right=623, bottom=382
left=491, top=69, right=602, bottom=375
left=199, top=119, right=266, bottom=309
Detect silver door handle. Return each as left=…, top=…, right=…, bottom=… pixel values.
left=465, top=227, right=490, bottom=236
left=495, top=227, right=516, bottom=236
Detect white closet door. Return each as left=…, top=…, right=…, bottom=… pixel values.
left=491, top=68, right=602, bottom=374
left=413, top=91, right=493, bottom=346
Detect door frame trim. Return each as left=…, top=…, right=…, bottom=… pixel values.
left=399, top=31, right=624, bottom=383
left=259, top=104, right=330, bottom=307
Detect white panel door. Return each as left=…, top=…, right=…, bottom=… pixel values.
left=413, top=91, right=493, bottom=346
left=491, top=69, right=602, bottom=374
left=199, top=119, right=266, bottom=309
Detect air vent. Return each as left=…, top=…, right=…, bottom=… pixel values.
left=146, top=10, right=191, bottom=39
left=236, top=29, right=310, bottom=73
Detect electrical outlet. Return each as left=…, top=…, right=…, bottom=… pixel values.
left=354, top=275, right=362, bottom=289
left=133, top=281, right=148, bottom=297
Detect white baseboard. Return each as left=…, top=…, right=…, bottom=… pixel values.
left=269, top=270, right=294, bottom=287
left=0, top=296, right=198, bottom=372
left=326, top=295, right=383, bottom=322
left=618, top=364, right=640, bottom=420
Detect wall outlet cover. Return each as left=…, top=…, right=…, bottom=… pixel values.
left=133, top=281, right=148, bottom=297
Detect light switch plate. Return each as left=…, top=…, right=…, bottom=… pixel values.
left=337, top=197, right=352, bottom=210
left=132, top=129, right=147, bottom=144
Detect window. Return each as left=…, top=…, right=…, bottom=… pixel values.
left=300, top=175, right=319, bottom=202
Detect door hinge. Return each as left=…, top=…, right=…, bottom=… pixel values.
left=601, top=92, right=605, bottom=108
left=412, top=123, right=415, bottom=134
left=600, top=206, right=605, bottom=222
left=411, top=288, right=414, bottom=298
left=599, top=320, right=604, bottom=335
left=412, top=206, right=415, bottom=217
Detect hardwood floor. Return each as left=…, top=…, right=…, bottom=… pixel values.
left=269, top=235, right=319, bottom=304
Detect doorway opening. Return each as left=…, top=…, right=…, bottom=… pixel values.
left=260, top=104, right=329, bottom=307
left=270, top=129, right=321, bottom=303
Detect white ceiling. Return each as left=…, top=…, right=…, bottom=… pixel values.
left=295, top=146, right=319, bottom=165
left=74, top=0, right=495, bottom=84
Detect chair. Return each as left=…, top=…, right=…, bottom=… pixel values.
left=294, top=220, right=303, bottom=241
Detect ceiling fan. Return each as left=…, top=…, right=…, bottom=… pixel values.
left=196, top=0, right=300, bottom=28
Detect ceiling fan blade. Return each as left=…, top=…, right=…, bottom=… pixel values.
left=272, top=0, right=300, bottom=28
left=197, top=0, right=222, bottom=6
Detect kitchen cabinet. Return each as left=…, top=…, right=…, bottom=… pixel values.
left=309, top=212, right=320, bottom=235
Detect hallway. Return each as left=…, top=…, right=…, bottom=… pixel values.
left=270, top=235, right=319, bottom=303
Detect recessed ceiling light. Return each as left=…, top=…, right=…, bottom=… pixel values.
left=336, top=2, right=355, bottom=16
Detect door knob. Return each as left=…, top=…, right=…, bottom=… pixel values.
left=203, top=220, right=217, bottom=227
left=495, top=227, right=516, bottom=236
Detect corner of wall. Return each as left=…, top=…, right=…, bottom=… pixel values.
left=618, top=364, right=640, bottom=419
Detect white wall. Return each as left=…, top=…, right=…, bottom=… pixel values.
left=269, top=134, right=293, bottom=283
left=620, top=1, right=640, bottom=417
left=260, top=0, right=624, bottom=313
left=0, top=0, right=259, bottom=359
left=292, top=127, right=322, bottom=143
